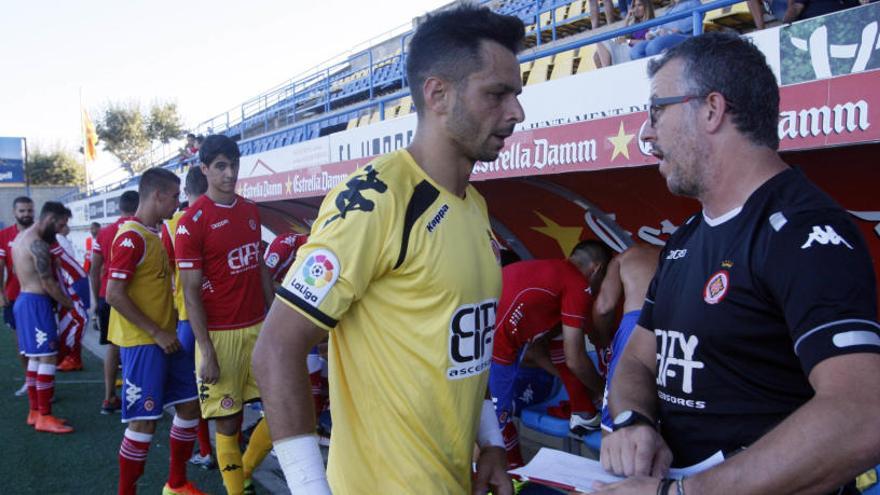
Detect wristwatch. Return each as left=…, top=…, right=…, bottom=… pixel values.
left=612, top=410, right=656, bottom=431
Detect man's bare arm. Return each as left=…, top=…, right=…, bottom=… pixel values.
left=593, top=257, right=622, bottom=347
left=607, top=326, right=658, bottom=419
left=685, top=353, right=880, bottom=495
left=562, top=324, right=604, bottom=394
left=31, top=240, right=72, bottom=309
left=89, top=252, right=102, bottom=295
left=521, top=336, right=560, bottom=377
left=259, top=261, right=274, bottom=310
left=0, top=262, right=7, bottom=307
left=180, top=269, right=219, bottom=383
left=253, top=299, right=329, bottom=440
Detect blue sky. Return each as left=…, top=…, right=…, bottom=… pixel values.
left=0, top=0, right=448, bottom=186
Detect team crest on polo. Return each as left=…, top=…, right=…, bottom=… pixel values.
left=703, top=270, right=729, bottom=304
left=283, top=249, right=340, bottom=308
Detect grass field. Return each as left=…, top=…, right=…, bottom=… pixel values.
left=1, top=323, right=230, bottom=494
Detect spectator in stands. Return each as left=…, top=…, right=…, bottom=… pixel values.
left=630, top=0, right=701, bottom=59
left=783, top=0, right=860, bottom=22
left=590, top=0, right=620, bottom=30
left=180, top=133, right=199, bottom=160
left=595, top=0, right=656, bottom=68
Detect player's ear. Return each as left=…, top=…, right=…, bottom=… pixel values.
left=423, top=76, right=451, bottom=116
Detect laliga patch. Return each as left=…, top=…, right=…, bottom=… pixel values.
left=266, top=252, right=280, bottom=268
left=703, top=270, right=729, bottom=305
left=282, top=249, right=340, bottom=308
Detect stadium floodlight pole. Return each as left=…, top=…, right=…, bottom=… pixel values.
left=23, top=137, right=31, bottom=197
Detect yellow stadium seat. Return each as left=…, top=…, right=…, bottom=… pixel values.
left=368, top=110, right=381, bottom=125
left=550, top=49, right=577, bottom=80
left=703, top=1, right=755, bottom=30
left=526, top=55, right=553, bottom=85
left=568, top=0, right=586, bottom=17
left=576, top=45, right=598, bottom=74
left=396, top=96, right=413, bottom=117
left=347, top=116, right=360, bottom=130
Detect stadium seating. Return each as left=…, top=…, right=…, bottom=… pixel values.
left=519, top=381, right=578, bottom=453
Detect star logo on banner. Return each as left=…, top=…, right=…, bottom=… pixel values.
left=531, top=211, right=583, bottom=256
left=286, top=175, right=293, bottom=195
left=608, top=122, right=635, bottom=161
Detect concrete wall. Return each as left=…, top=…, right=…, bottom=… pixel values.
left=0, top=185, right=80, bottom=228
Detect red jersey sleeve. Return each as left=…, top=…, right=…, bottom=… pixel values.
left=174, top=212, right=203, bottom=270
left=560, top=272, right=591, bottom=329
left=108, top=231, right=146, bottom=281
left=264, top=236, right=292, bottom=280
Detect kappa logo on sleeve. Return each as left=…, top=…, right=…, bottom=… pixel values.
left=282, top=249, right=340, bottom=308
left=120, top=238, right=135, bottom=249
left=801, top=225, right=853, bottom=250
left=176, top=225, right=190, bottom=236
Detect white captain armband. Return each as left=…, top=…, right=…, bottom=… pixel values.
left=477, top=399, right=505, bottom=449
left=274, top=435, right=331, bottom=495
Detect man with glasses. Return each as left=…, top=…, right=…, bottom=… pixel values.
left=593, top=33, right=880, bottom=495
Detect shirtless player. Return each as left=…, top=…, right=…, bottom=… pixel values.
left=591, top=243, right=660, bottom=432
left=11, top=201, right=75, bottom=433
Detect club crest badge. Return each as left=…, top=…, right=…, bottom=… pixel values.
left=703, top=270, right=729, bottom=304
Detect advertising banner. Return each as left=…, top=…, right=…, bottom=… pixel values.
left=0, top=137, right=26, bottom=185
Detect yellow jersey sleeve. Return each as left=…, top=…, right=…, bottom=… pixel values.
left=277, top=163, right=396, bottom=330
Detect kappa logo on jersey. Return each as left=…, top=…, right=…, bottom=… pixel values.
left=176, top=225, right=190, bottom=236
left=324, top=165, right=387, bottom=227
left=426, top=204, right=449, bottom=233
left=703, top=270, right=729, bottom=304
left=281, top=235, right=301, bottom=246
left=283, top=249, right=340, bottom=308
left=447, top=298, right=497, bottom=380
left=227, top=242, right=261, bottom=273
left=35, top=327, right=47, bottom=347
left=120, top=237, right=135, bottom=249
left=266, top=252, right=280, bottom=268
left=125, top=379, right=142, bottom=409
left=801, top=225, right=853, bottom=250
left=210, top=219, right=229, bottom=230
left=666, top=249, right=687, bottom=260
left=656, top=329, right=705, bottom=407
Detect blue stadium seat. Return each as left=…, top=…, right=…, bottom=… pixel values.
left=583, top=430, right=602, bottom=454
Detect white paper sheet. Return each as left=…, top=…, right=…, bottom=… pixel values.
left=508, top=448, right=624, bottom=493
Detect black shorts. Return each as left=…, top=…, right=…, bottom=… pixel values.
left=3, top=302, right=15, bottom=331
left=97, top=297, right=112, bottom=345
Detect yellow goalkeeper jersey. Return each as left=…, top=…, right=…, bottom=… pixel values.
left=277, top=149, right=503, bottom=494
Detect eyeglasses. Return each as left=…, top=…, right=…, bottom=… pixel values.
left=648, top=94, right=705, bottom=127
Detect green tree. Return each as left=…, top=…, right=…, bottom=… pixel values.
left=96, top=100, right=185, bottom=173
left=27, top=148, right=85, bottom=186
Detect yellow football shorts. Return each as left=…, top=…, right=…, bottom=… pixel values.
left=195, top=323, right=261, bottom=419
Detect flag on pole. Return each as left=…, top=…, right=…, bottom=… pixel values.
left=82, top=108, right=98, bottom=162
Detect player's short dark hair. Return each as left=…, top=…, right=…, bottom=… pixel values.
left=13, top=196, right=33, bottom=207
left=199, top=135, right=240, bottom=167
left=648, top=32, right=779, bottom=150
left=571, top=239, right=612, bottom=266
left=40, top=201, right=68, bottom=219
left=139, top=167, right=180, bottom=198
left=91, top=222, right=101, bottom=229
left=119, top=190, right=140, bottom=215
left=184, top=165, right=208, bottom=196
left=63, top=207, right=73, bottom=218
left=187, top=133, right=196, bottom=140
left=406, top=5, right=525, bottom=114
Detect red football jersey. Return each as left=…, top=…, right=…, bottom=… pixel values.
left=0, top=225, right=22, bottom=301
left=94, top=216, right=135, bottom=298
left=174, top=195, right=266, bottom=331
left=50, top=241, right=87, bottom=286
left=492, top=258, right=593, bottom=364
left=264, top=232, right=308, bottom=283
